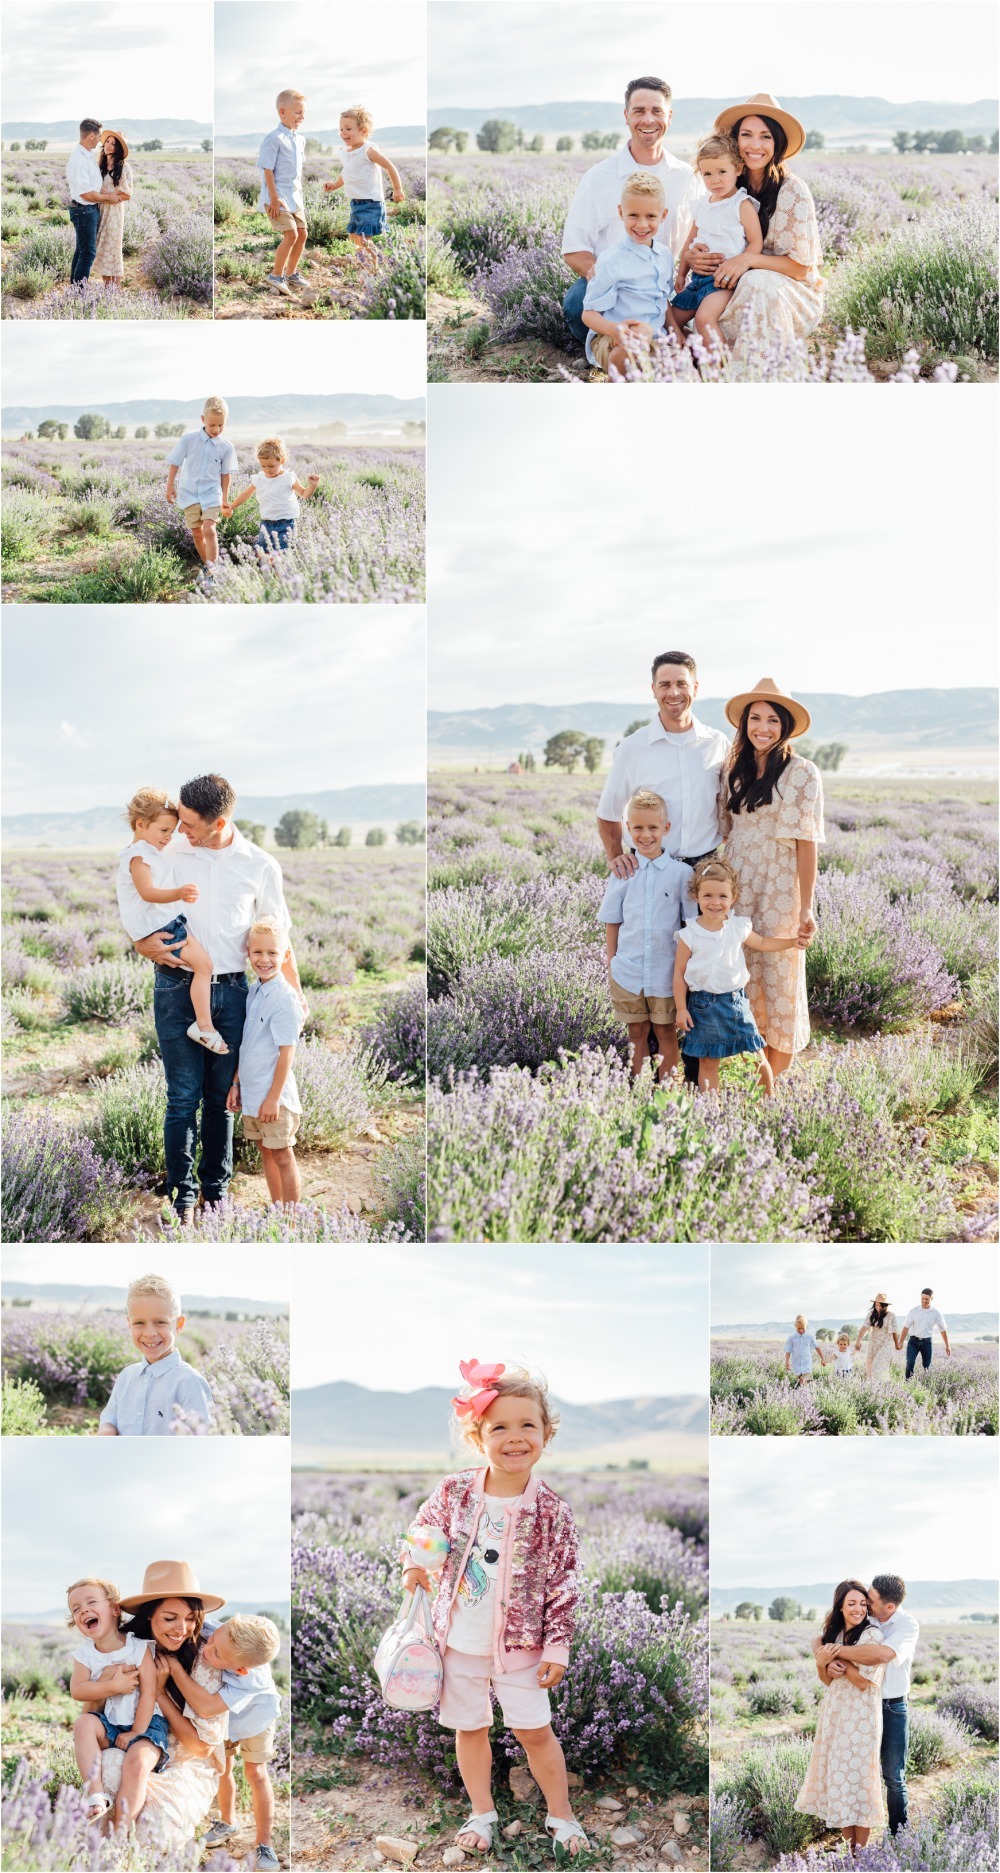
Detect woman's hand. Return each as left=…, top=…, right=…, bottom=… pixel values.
left=689, top=242, right=723, bottom=273
left=153, top=1654, right=173, bottom=1694
left=402, top=1565, right=431, bottom=1595
left=797, top=907, right=817, bottom=943
left=537, top=1662, right=565, bottom=1689
left=98, top=1663, right=139, bottom=1695
left=714, top=252, right=753, bottom=289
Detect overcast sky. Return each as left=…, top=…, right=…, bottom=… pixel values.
left=712, top=1245, right=1000, bottom=1327
left=215, top=1, right=425, bottom=133
left=2, top=322, right=425, bottom=411
left=2, top=1246, right=288, bottom=1308
left=291, top=1248, right=708, bottom=1399
left=712, top=1440, right=999, bottom=1586
left=2, top=1440, right=289, bottom=1613
left=428, top=392, right=998, bottom=709
left=1, top=1, right=211, bottom=125
left=428, top=1, right=997, bottom=107
left=2, top=610, right=424, bottom=815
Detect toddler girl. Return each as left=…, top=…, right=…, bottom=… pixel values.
left=68, top=1575, right=167, bottom=1827
left=403, top=1361, right=588, bottom=1860
left=221, top=436, right=320, bottom=553
left=673, top=858, right=804, bottom=1094
left=833, top=1334, right=854, bottom=1378
left=670, top=133, right=762, bottom=350
left=116, top=788, right=228, bottom=1054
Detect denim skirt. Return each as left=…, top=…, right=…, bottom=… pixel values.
left=684, top=987, right=764, bottom=1058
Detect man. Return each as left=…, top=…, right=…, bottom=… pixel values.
left=814, top=1573, right=919, bottom=1836
left=66, top=118, right=109, bottom=284
left=561, top=77, right=702, bottom=347
left=900, top=1288, right=952, bottom=1379
left=132, top=774, right=305, bottom=1224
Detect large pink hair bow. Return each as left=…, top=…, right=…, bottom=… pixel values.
left=452, top=1358, right=505, bottom=1420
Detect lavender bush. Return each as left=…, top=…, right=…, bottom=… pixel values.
left=361, top=976, right=426, bottom=1086
left=0, top=1106, right=135, bottom=1242
left=711, top=1337, right=999, bottom=1438
left=427, top=950, right=624, bottom=1077
left=710, top=1788, right=752, bottom=1869
left=173, top=1317, right=289, bottom=1436
left=61, top=958, right=152, bottom=1023
left=0, top=1764, right=240, bottom=1870
left=160, top=1199, right=413, bottom=1243
left=1, top=1305, right=133, bottom=1407
left=939, top=1683, right=999, bottom=1741
left=1, top=1374, right=49, bottom=1435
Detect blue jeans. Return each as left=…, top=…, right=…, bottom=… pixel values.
left=881, top=1697, right=908, bottom=1833
left=905, top=1335, right=932, bottom=1376
left=672, top=271, right=720, bottom=311
left=257, top=518, right=296, bottom=551
left=153, top=968, right=246, bottom=1212
left=69, top=202, right=99, bottom=283
left=347, top=196, right=388, bottom=237
left=563, top=274, right=588, bottom=345
left=98, top=1710, right=170, bottom=1767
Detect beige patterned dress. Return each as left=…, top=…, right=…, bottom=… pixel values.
left=862, top=1312, right=898, bottom=1383
left=718, top=753, right=824, bottom=1057
left=100, top=1653, right=226, bottom=1852
left=94, top=160, right=133, bottom=277
left=718, top=173, right=825, bottom=376
left=795, top=1626, right=887, bottom=1830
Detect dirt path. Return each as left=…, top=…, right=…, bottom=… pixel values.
left=214, top=238, right=371, bottom=320
left=429, top=291, right=583, bottom=385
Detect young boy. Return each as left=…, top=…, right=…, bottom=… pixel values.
left=581, top=172, right=674, bottom=375
left=784, top=1316, right=823, bottom=1387
left=221, top=436, right=320, bottom=552
left=227, top=917, right=303, bottom=1207
left=598, top=788, right=694, bottom=1080
left=670, top=132, right=763, bottom=353
left=258, top=88, right=308, bottom=296
left=164, top=1614, right=282, bottom=1872
left=97, top=1274, right=213, bottom=1436
left=323, top=107, right=405, bottom=265
left=165, top=397, right=238, bottom=574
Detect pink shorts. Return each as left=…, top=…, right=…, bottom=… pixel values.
left=438, top=1648, right=551, bottom=1732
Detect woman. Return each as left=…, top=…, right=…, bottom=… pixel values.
left=856, top=1293, right=901, bottom=1383
left=694, top=93, right=824, bottom=376
left=100, top=1560, right=228, bottom=1854
left=93, top=129, right=133, bottom=285
left=718, top=678, right=823, bottom=1079
left=796, top=1580, right=886, bottom=1854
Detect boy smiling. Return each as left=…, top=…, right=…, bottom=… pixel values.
left=97, top=1274, right=213, bottom=1437
left=227, top=916, right=304, bottom=1207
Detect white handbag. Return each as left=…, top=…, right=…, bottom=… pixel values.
left=374, top=1584, right=443, bottom=1711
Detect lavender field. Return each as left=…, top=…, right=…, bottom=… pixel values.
left=710, top=1338, right=999, bottom=1437
left=426, top=772, right=998, bottom=1243
left=214, top=155, right=426, bottom=321
left=710, top=1617, right=998, bottom=1870
left=1, top=150, right=212, bottom=318
left=427, top=149, right=998, bottom=382
left=292, top=1469, right=708, bottom=1869
left=1, top=435, right=425, bottom=604
left=1, top=846, right=426, bottom=1245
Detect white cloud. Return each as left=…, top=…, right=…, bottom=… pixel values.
left=215, top=1, right=425, bottom=133
left=1, top=0, right=212, bottom=124
left=711, top=1245, right=1000, bottom=1326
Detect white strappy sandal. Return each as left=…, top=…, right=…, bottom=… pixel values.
left=84, top=1792, right=112, bottom=1820
left=186, top=1023, right=229, bottom=1054
left=456, top=1809, right=498, bottom=1852
left=545, top=1814, right=589, bottom=1857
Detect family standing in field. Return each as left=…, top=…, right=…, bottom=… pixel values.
left=784, top=1290, right=953, bottom=1385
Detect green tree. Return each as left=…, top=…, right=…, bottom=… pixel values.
left=544, top=730, right=588, bottom=773
left=74, top=412, right=110, bottom=440
left=934, top=129, right=966, bottom=153
left=138, top=138, right=163, bottom=152
left=582, top=736, right=604, bottom=775
left=396, top=820, right=426, bottom=845
left=201, top=138, right=213, bottom=152
left=840, top=1325, right=854, bottom=1339
left=38, top=419, right=68, bottom=441
left=911, top=129, right=934, bottom=152
left=112, top=425, right=126, bottom=440
left=365, top=826, right=388, bottom=846
left=528, top=134, right=544, bottom=153
left=990, top=130, right=999, bottom=154
left=769, top=1596, right=801, bottom=1623
left=274, top=810, right=327, bottom=849
left=135, top=425, right=149, bottom=439
left=10, top=142, right=21, bottom=152
left=622, top=717, right=652, bottom=740
left=805, top=1608, right=817, bottom=1622
left=477, top=119, right=519, bottom=153
left=752, top=1604, right=764, bottom=1621
left=454, top=131, right=469, bottom=153
left=235, top=819, right=267, bottom=845
left=816, top=1327, right=834, bottom=1341
left=581, top=129, right=603, bottom=151
left=556, top=135, right=574, bottom=152
left=803, top=129, right=825, bottom=149
left=523, top=751, right=537, bottom=771
left=600, top=132, right=621, bottom=149
left=735, top=1602, right=756, bottom=1620
left=154, top=421, right=185, bottom=437
left=893, top=130, right=913, bottom=153
left=332, top=825, right=352, bottom=847
left=813, top=742, right=848, bottom=771
left=429, top=126, right=457, bottom=151
left=966, top=134, right=986, bottom=152
left=25, top=139, right=48, bottom=151
left=304, top=137, right=324, bottom=154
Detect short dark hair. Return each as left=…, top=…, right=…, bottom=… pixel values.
left=921, top=1287, right=933, bottom=1296
left=871, top=1573, right=906, bottom=1607
left=625, top=77, right=672, bottom=108
left=79, top=118, right=102, bottom=137
left=179, top=774, right=236, bottom=822
left=651, top=651, right=697, bottom=682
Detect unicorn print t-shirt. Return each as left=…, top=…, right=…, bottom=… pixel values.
left=447, top=1493, right=521, bottom=1655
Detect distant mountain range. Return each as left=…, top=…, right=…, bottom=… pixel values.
left=1, top=394, right=425, bottom=436
left=713, top=1581, right=998, bottom=1616
left=2, top=1282, right=286, bottom=1316
left=428, top=96, right=998, bottom=148
left=217, top=127, right=424, bottom=153
left=2, top=119, right=210, bottom=144
left=715, top=1314, right=998, bottom=1337
left=2, top=785, right=427, bottom=850
left=429, top=691, right=999, bottom=760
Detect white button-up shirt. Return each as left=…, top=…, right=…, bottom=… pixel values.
left=902, top=1305, right=948, bottom=1340
left=598, top=715, right=731, bottom=860
left=875, top=1607, right=919, bottom=1699
left=66, top=142, right=104, bottom=204
left=599, top=850, right=694, bottom=996
left=160, top=826, right=292, bottom=975
left=98, top=1349, right=213, bottom=1436
left=203, top=1621, right=282, bottom=1740
left=166, top=427, right=239, bottom=511
left=562, top=141, right=704, bottom=264
left=238, top=974, right=303, bottom=1116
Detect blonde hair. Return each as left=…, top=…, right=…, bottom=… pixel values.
left=837, top=1332, right=851, bottom=1344
left=219, top=1614, right=281, bottom=1666
left=66, top=1577, right=122, bottom=1630
left=126, top=787, right=178, bottom=830
left=696, top=132, right=739, bottom=169
left=276, top=89, right=306, bottom=109
left=256, top=437, right=288, bottom=464
left=621, top=169, right=665, bottom=206
left=692, top=857, right=740, bottom=905
left=341, top=106, right=374, bottom=135
left=795, top=1315, right=807, bottom=1329
left=247, top=915, right=287, bottom=948
left=202, top=396, right=228, bottom=419
left=452, top=1365, right=559, bottom=1456
left=626, top=787, right=668, bottom=821
left=127, top=1273, right=181, bottom=1316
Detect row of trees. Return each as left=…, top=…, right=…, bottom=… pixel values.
left=3, top=137, right=211, bottom=152
left=893, top=128, right=997, bottom=153
left=27, top=415, right=187, bottom=442
left=430, top=121, right=623, bottom=155
left=235, top=813, right=425, bottom=850
left=733, top=1598, right=819, bottom=1622
left=543, top=730, right=605, bottom=774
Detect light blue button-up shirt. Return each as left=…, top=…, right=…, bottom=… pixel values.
left=599, top=850, right=694, bottom=997
left=257, top=125, right=305, bottom=212
left=238, top=975, right=303, bottom=1118
left=99, top=1349, right=213, bottom=1436
left=202, top=1621, right=282, bottom=1740
left=583, top=236, right=675, bottom=364
left=785, top=1330, right=820, bottom=1376
left=166, top=427, right=239, bottom=510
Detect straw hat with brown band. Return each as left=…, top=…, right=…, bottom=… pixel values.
left=100, top=128, right=130, bottom=160
left=119, top=1559, right=226, bottom=1614
left=714, top=92, right=806, bottom=161
left=724, top=677, right=812, bottom=740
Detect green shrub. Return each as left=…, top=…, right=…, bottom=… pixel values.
left=61, top=960, right=151, bottom=1024
left=1, top=488, right=51, bottom=562
left=57, top=545, right=188, bottom=603
left=85, top=1059, right=167, bottom=1178
left=1, top=1375, right=48, bottom=1436
left=715, top=1737, right=822, bottom=1857
left=829, top=200, right=999, bottom=363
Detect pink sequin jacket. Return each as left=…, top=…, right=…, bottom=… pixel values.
left=413, top=1468, right=580, bottom=1674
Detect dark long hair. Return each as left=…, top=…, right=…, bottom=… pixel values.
left=821, top=1578, right=871, bottom=1648
left=869, top=1300, right=891, bottom=1329
left=726, top=700, right=795, bottom=816
left=99, top=136, right=126, bottom=188
left=125, top=1597, right=204, bottom=1710
left=732, top=113, right=788, bottom=240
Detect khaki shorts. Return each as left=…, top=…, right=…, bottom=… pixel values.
left=242, top=1106, right=300, bottom=1149
left=267, top=207, right=307, bottom=234
left=225, top=1726, right=275, bottom=1766
left=590, top=330, right=655, bottom=372
left=182, top=502, right=221, bottom=527
left=609, top=973, right=676, bottom=1026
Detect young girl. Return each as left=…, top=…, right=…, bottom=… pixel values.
left=323, top=107, right=405, bottom=265
left=673, top=858, right=805, bottom=1094
left=403, top=1361, right=588, bottom=1860
left=833, top=1333, right=854, bottom=1378
left=220, top=436, right=320, bottom=554
left=670, top=133, right=763, bottom=351
left=68, top=1575, right=167, bottom=1827
left=116, top=788, right=228, bottom=1055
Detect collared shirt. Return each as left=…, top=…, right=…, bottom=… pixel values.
left=599, top=849, right=694, bottom=996
left=66, top=142, right=104, bottom=204
left=876, top=1608, right=919, bottom=1699
left=257, top=124, right=305, bottom=212
left=597, top=715, right=731, bottom=860
left=159, top=827, right=292, bottom=976
left=98, top=1349, right=213, bottom=1436
left=562, top=140, right=704, bottom=264
left=784, top=1329, right=819, bottom=1375
left=903, top=1305, right=947, bottom=1340
left=238, top=974, right=303, bottom=1117
left=583, top=238, right=675, bottom=364
left=166, top=427, right=239, bottom=510
left=202, top=1621, right=282, bottom=1740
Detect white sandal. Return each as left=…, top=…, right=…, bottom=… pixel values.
left=186, top=1023, right=229, bottom=1054
left=545, top=1814, right=589, bottom=1856
left=456, top=1810, right=498, bottom=1852
left=84, top=1792, right=112, bottom=1819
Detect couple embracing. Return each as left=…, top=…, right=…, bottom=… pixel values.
left=66, top=118, right=134, bottom=286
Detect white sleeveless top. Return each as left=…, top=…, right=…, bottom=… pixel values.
left=116, top=840, right=184, bottom=942
left=340, top=141, right=383, bottom=201
left=692, top=187, right=750, bottom=260
left=682, top=915, right=752, bottom=993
